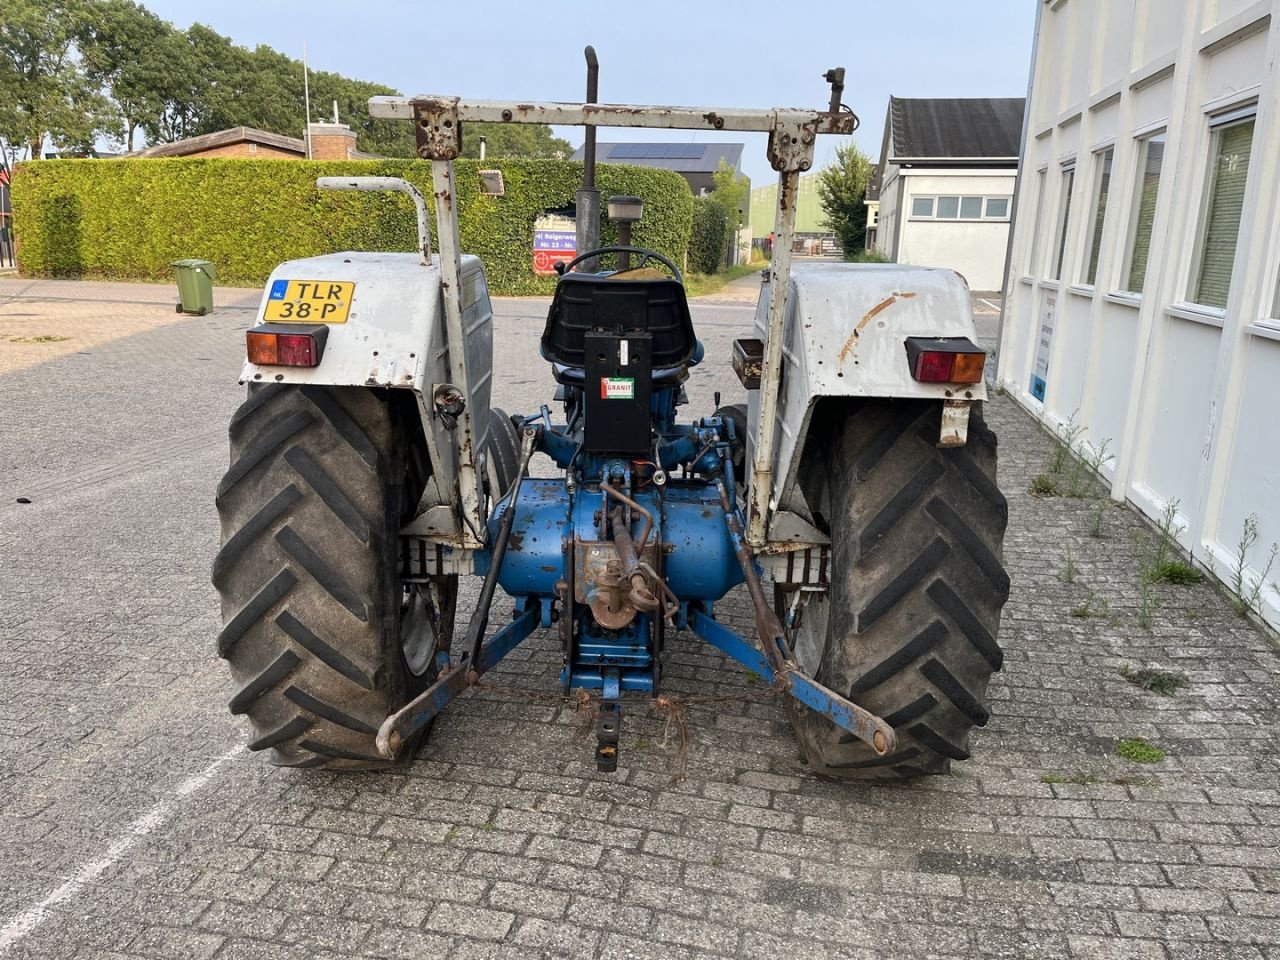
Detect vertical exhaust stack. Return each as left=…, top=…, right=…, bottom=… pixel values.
left=576, top=46, right=601, bottom=271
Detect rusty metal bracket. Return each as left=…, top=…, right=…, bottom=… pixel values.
left=705, top=478, right=894, bottom=756
left=412, top=96, right=463, bottom=160
left=939, top=399, right=972, bottom=448
left=766, top=114, right=819, bottom=173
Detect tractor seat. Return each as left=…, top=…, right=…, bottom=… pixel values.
left=540, top=270, right=698, bottom=377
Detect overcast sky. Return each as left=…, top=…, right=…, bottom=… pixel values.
left=138, top=0, right=1037, bottom=186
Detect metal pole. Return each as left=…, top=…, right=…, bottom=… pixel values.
left=302, top=42, right=312, bottom=159
left=619, top=222, right=632, bottom=269
left=430, top=158, right=485, bottom=548
left=577, top=46, right=601, bottom=269
left=746, top=168, right=801, bottom=546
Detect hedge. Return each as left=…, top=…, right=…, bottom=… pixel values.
left=11, top=158, right=694, bottom=295
left=688, top=195, right=730, bottom=274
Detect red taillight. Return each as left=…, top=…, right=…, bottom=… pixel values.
left=277, top=334, right=317, bottom=366
left=245, top=324, right=328, bottom=367
left=914, top=350, right=956, bottom=382
left=905, top=337, right=985, bottom=384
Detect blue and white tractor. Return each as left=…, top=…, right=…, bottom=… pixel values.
left=213, top=70, right=1009, bottom=778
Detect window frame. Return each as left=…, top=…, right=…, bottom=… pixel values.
left=910, top=196, right=936, bottom=218
left=907, top=194, right=1014, bottom=222
left=1050, top=161, right=1077, bottom=282
left=1119, top=130, right=1167, bottom=297
left=1026, top=168, right=1048, bottom=276
left=1080, top=146, right=1115, bottom=287
left=1187, top=105, right=1258, bottom=310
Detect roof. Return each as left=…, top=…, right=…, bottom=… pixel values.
left=569, top=141, right=745, bottom=174
left=887, top=97, right=1024, bottom=163
left=130, top=127, right=307, bottom=158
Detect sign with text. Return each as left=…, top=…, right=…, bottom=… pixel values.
left=533, top=214, right=576, bottom=275
left=1031, top=294, right=1055, bottom=403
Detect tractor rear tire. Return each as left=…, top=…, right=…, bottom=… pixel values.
left=213, top=384, right=453, bottom=769
left=783, top=399, right=1009, bottom=778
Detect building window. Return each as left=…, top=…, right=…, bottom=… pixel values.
left=936, top=196, right=960, bottom=219
left=1082, top=147, right=1113, bottom=286
left=1027, top=170, right=1047, bottom=274
left=1123, top=133, right=1166, bottom=294
left=908, top=195, right=1013, bottom=221
left=1051, top=163, right=1076, bottom=281
left=1191, top=111, right=1256, bottom=309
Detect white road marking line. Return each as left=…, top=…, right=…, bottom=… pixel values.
left=978, top=298, right=1001, bottom=312
left=0, top=746, right=242, bottom=955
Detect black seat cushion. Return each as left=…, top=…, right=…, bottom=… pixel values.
left=541, top=272, right=696, bottom=370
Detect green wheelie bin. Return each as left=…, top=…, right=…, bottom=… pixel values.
left=172, top=259, right=216, bottom=315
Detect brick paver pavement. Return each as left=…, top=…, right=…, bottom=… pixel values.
left=0, top=278, right=1277, bottom=959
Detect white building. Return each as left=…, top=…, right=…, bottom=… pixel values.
left=874, top=97, right=1025, bottom=290
left=998, top=0, right=1280, bottom=630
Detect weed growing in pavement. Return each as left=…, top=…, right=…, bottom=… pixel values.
left=1089, top=499, right=1108, bottom=538
left=1030, top=473, right=1060, bottom=497
left=1229, top=514, right=1278, bottom=618
left=1066, top=438, right=1114, bottom=498
left=1134, top=499, right=1203, bottom=627
left=1071, top=588, right=1109, bottom=619
left=1148, top=501, right=1182, bottom=574
left=1149, top=560, right=1204, bottom=585
left=1119, top=664, right=1188, bottom=695
left=1048, top=416, right=1084, bottom=475
left=1116, top=738, right=1166, bottom=764
left=1061, top=544, right=1077, bottom=583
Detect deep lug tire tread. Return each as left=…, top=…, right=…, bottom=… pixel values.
left=786, top=400, right=1008, bottom=778
left=214, top=385, right=415, bottom=769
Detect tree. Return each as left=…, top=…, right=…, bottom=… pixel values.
left=77, top=0, right=172, bottom=149
left=460, top=122, right=571, bottom=160
left=816, top=143, right=874, bottom=258
left=0, top=0, right=118, bottom=159
left=704, top=161, right=749, bottom=269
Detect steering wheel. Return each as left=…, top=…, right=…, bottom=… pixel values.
left=555, top=245, right=683, bottom=283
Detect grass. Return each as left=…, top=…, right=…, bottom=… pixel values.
left=1116, top=738, right=1166, bottom=764
left=1061, top=544, right=1077, bottom=584
left=683, top=260, right=767, bottom=298
left=1147, top=559, right=1204, bottom=585
left=1119, top=664, right=1188, bottom=696
left=845, top=249, right=893, bottom=264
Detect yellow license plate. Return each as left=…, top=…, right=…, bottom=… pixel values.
left=263, top=279, right=355, bottom=323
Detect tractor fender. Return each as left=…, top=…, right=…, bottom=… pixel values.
left=745, top=263, right=987, bottom=537
left=240, top=250, right=495, bottom=518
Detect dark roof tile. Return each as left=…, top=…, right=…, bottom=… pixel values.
left=888, top=97, right=1025, bottom=161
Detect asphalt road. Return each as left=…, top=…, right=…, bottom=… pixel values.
left=0, top=278, right=1278, bottom=960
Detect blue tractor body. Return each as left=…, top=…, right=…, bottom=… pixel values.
left=377, top=249, right=898, bottom=770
